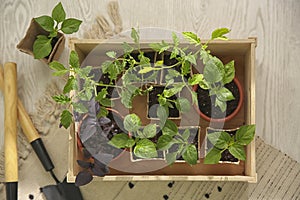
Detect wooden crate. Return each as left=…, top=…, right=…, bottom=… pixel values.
left=67, top=38, right=257, bottom=183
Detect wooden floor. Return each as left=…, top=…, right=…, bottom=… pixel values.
left=1, top=0, right=299, bottom=162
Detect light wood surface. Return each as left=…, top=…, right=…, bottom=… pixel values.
left=4, top=63, right=18, bottom=182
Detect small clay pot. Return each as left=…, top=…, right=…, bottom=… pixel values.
left=192, top=77, right=244, bottom=123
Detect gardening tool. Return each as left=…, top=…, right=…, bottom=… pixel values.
left=0, top=64, right=83, bottom=200
left=4, top=63, right=18, bottom=200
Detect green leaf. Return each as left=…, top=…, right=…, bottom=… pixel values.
left=182, top=144, right=198, bottom=165
left=60, top=109, right=73, bottom=129
left=185, top=54, right=197, bottom=65
left=33, top=36, right=52, bottom=59
left=181, top=60, right=191, bottom=76
left=69, top=50, right=80, bottom=69
left=63, top=76, right=77, bottom=94
left=52, top=95, right=71, bottom=104
left=61, top=18, right=82, bottom=34
left=99, top=98, right=113, bottom=107
left=172, top=32, right=179, bottom=46
left=223, top=60, right=235, bottom=84
left=134, top=139, right=157, bottom=158
left=188, top=74, right=203, bottom=85
left=215, top=97, right=227, bottom=112
left=157, top=135, right=173, bottom=150
left=181, top=129, right=190, bottom=141
left=203, top=59, right=223, bottom=83
left=163, top=84, right=184, bottom=98
left=49, top=61, right=68, bottom=76
left=149, top=41, right=170, bottom=54
left=204, top=147, right=222, bottom=164
left=97, top=107, right=108, bottom=118
left=120, top=90, right=133, bottom=108
left=131, top=28, right=139, bottom=44
left=52, top=2, right=66, bottom=23
left=106, top=51, right=117, bottom=58
left=157, top=105, right=168, bottom=127
left=175, top=97, right=191, bottom=113
left=228, top=144, right=246, bottom=160
left=207, top=131, right=231, bottom=149
left=191, top=91, right=198, bottom=105
left=235, top=125, right=256, bottom=145
left=139, top=67, right=154, bottom=74
left=142, top=124, right=157, bottom=138
left=166, top=152, right=177, bottom=165
left=109, top=133, right=135, bottom=148
left=124, top=114, right=141, bottom=132
left=72, top=102, right=88, bottom=113
left=211, top=28, right=230, bottom=40
left=162, top=119, right=178, bottom=137
left=182, top=32, right=201, bottom=45
left=122, top=42, right=134, bottom=54
left=216, top=87, right=235, bottom=102
left=200, top=50, right=211, bottom=64
left=34, top=16, right=54, bottom=32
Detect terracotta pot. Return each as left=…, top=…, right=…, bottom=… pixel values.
left=192, top=77, right=244, bottom=123
left=76, top=107, right=128, bottom=163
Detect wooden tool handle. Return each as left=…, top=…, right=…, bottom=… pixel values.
left=4, top=62, right=18, bottom=183
left=1, top=65, right=54, bottom=172
left=0, top=65, right=39, bottom=142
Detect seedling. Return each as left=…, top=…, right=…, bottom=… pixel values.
left=204, top=125, right=255, bottom=164
left=33, top=2, right=82, bottom=59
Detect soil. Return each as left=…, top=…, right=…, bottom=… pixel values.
left=132, top=130, right=165, bottom=160
left=196, top=81, right=240, bottom=119
left=97, top=73, right=120, bottom=99
left=206, top=129, right=239, bottom=162
left=168, top=127, right=199, bottom=160
left=148, top=86, right=179, bottom=118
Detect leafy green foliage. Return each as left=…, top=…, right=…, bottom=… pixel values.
left=33, top=35, right=52, bottom=59
left=204, top=125, right=256, bottom=164
left=182, top=32, right=201, bottom=45
left=33, top=2, right=82, bottom=59
left=108, top=133, right=135, bottom=148
left=124, top=114, right=141, bottom=132
left=134, top=139, right=157, bottom=158
left=60, top=109, right=73, bottom=129
left=211, top=28, right=230, bottom=40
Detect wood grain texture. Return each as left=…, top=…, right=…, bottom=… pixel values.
left=0, top=0, right=299, bottom=165
left=4, top=63, right=18, bottom=182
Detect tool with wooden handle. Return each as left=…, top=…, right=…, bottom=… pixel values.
left=0, top=65, right=55, bottom=173
left=0, top=65, right=83, bottom=200
left=4, top=62, right=18, bottom=200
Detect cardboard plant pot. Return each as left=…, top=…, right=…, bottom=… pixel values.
left=166, top=126, right=201, bottom=163
left=16, top=19, right=65, bottom=64
left=193, top=77, right=244, bottom=123
left=130, top=125, right=166, bottom=162
left=147, top=85, right=181, bottom=120
left=205, top=127, right=241, bottom=164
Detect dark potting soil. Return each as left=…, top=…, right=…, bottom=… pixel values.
left=147, top=86, right=179, bottom=118
left=168, top=127, right=199, bottom=160
left=132, top=130, right=165, bottom=160
left=197, top=81, right=240, bottom=119
left=97, top=73, right=119, bottom=99
left=206, top=129, right=239, bottom=162
left=45, top=36, right=59, bottom=59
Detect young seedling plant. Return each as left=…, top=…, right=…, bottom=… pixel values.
left=204, top=125, right=255, bottom=164
left=33, top=2, right=82, bottom=59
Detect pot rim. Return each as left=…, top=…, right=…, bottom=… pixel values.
left=192, top=76, right=244, bottom=123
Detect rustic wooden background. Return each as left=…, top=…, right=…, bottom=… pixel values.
left=0, top=0, right=300, bottom=199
